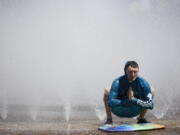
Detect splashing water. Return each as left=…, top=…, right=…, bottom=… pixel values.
left=66, top=123, right=71, bottom=135
left=0, top=90, right=8, bottom=120
left=94, top=102, right=106, bottom=121
left=0, top=0, right=180, bottom=122
left=95, top=107, right=106, bottom=121
left=64, top=102, right=71, bottom=122
left=153, top=103, right=169, bottom=119
left=29, top=106, right=39, bottom=121
left=152, top=87, right=174, bottom=119
left=0, top=105, right=8, bottom=120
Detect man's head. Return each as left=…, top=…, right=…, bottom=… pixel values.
left=124, top=61, right=139, bottom=82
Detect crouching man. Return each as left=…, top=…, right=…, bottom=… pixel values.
left=103, top=61, right=154, bottom=124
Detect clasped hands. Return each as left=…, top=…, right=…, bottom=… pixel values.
left=127, top=86, right=134, bottom=101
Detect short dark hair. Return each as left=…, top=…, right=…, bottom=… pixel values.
left=124, top=61, right=139, bottom=74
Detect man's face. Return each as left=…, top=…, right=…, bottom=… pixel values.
left=126, top=66, right=139, bottom=82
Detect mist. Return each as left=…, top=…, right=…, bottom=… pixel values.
left=0, top=0, right=180, bottom=120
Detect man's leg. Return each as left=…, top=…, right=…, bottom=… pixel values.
left=137, top=87, right=155, bottom=123
left=103, top=88, right=113, bottom=124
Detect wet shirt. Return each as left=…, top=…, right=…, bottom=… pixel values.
left=108, top=75, right=153, bottom=109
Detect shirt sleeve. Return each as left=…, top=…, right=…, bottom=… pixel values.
left=131, top=80, right=154, bottom=109
left=108, top=79, right=129, bottom=107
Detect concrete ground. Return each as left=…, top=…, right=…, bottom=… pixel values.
left=0, top=119, right=180, bottom=135
left=0, top=105, right=180, bottom=135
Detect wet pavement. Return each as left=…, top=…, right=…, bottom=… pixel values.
left=0, top=105, right=180, bottom=135
left=0, top=119, right=180, bottom=135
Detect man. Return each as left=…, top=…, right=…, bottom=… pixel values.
left=103, top=61, right=154, bottom=124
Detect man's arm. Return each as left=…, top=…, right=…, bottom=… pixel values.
left=108, top=79, right=129, bottom=107
left=131, top=81, right=154, bottom=109
left=131, top=93, right=153, bottom=109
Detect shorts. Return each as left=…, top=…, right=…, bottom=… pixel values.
left=111, top=103, right=142, bottom=118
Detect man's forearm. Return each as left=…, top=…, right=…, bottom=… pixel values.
left=131, top=97, right=154, bottom=109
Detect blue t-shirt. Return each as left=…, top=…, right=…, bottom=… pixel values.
left=108, top=75, right=153, bottom=109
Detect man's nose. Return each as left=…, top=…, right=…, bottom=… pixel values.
left=132, top=72, right=135, bottom=77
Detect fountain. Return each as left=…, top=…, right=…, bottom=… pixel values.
left=94, top=99, right=106, bottom=121
left=0, top=90, right=8, bottom=120
left=64, top=101, right=71, bottom=122
left=0, top=103, right=8, bottom=120
left=64, top=101, right=71, bottom=134
left=29, top=105, right=39, bottom=121
left=0, top=1, right=179, bottom=133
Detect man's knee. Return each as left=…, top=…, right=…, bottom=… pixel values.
left=104, top=88, right=110, bottom=95
left=103, top=88, right=110, bottom=102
